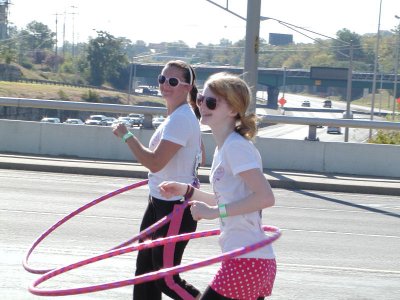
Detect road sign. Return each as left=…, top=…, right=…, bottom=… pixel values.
left=278, top=97, right=286, bottom=106
left=396, top=97, right=400, bottom=104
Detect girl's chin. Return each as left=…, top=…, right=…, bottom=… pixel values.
left=200, top=116, right=211, bottom=125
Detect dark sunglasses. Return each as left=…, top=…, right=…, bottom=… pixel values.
left=158, top=75, right=190, bottom=87
left=196, top=94, right=217, bottom=110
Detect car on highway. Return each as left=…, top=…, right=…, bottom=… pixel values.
left=116, top=116, right=133, bottom=127
left=301, top=100, right=311, bottom=107
left=323, top=100, right=332, bottom=108
left=64, top=118, right=84, bottom=125
left=85, top=115, right=108, bottom=126
left=152, top=116, right=165, bottom=129
left=104, top=117, right=117, bottom=126
left=128, top=113, right=144, bottom=127
left=40, top=117, right=61, bottom=123
left=327, top=126, right=342, bottom=134
left=135, top=85, right=159, bottom=96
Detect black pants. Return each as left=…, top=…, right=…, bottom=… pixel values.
left=133, top=196, right=200, bottom=300
left=201, top=286, right=265, bottom=300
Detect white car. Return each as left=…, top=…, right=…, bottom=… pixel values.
left=85, top=115, right=108, bottom=126
left=40, top=117, right=61, bottom=123
left=152, top=116, right=165, bottom=129
left=128, top=113, right=144, bottom=127
left=64, top=118, right=84, bottom=125
left=116, top=116, right=133, bottom=127
left=104, top=117, right=117, bottom=126
left=327, top=126, right=342, bottom=134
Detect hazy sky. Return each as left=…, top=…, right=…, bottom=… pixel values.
left=8, top=0, right=400, bottom=47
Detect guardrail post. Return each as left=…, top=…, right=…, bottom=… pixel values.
left=142, top=114, right=153, bottom=129
left=305, top=125, right=319, bottom=141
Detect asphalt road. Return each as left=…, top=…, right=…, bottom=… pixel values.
left=2, top=170, right=400, bottom=300
left=257, top=94, right=386, bottom=143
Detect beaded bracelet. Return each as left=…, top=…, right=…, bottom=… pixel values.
left=184, top=185, right=195, bottom=200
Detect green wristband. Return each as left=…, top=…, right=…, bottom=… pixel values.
left=122, top=131, right=134, bottom=143
left=218, top=204, right=228, bottom=218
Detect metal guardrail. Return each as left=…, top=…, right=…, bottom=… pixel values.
left=0, top=97, right=167, bottom=129
left=262, top=114, right=400, bottom=141
left=0, top=97, right=399, bottom=138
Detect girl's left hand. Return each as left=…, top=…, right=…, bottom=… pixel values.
left=189, top=201, right=219, bottom=221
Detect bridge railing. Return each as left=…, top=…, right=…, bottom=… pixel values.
left=1, top=96, right=399, bottom=134
left=0, top=97, right=167, bottom=129
left=261, top=114, right=400, bottom=141
left=1, top=97, right=399, bottom=178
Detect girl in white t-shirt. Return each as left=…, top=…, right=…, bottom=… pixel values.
left=113, top=60, right=202, bottom=300
left=160, top=72, right=276, bottom=300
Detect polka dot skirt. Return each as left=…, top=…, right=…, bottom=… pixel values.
left=210, top=258, right=276, bottom=300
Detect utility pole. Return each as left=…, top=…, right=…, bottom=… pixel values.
left=369, top=0, right=383, bottom=138
left=62, top=10, right=66, bottom=58
left=344, top=42, right=354, bottom=142
left=205, top=0, right=262, bottom=115
left=243, top=0, right=261, bottom=114
left=70, top=5, right=77, bottom=59
left=53, top=12, right=62, bottom=72
left=392, top=15, right=400, bottom=120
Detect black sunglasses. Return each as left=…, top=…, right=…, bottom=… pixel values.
left=158, top=75, right=190, bottom=87
left=196, top=94, right=217, bottom=110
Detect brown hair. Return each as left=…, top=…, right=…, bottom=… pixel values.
left=164, top=60, right=200, bottom=119
left=205, top=72, right=257, bottom=140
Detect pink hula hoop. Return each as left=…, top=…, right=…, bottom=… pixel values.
left=29, top=225, right=281, bottom=296
left=23, top=179, right=149, bottom=274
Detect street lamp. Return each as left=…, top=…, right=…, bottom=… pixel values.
left=392, top=15, right=400, bottom=120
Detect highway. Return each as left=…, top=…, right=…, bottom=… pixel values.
left=2, top=170, right=399, bottom=299
left=256, top=94, right=383, bottom=143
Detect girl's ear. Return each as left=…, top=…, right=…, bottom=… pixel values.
left=228, top=108, right=238, bottom=118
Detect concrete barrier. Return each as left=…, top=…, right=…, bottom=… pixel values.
left=1, top=119, right=399, bottom=177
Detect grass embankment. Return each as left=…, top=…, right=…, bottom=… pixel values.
left=0, top=81, right=165, bottom=106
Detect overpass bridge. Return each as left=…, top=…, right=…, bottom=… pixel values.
left=133, top=63, right=400, bottom=108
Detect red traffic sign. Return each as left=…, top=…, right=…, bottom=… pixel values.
left=396, top=97, right=400, bottom=104
left=278, top=97, right=287, bottom=106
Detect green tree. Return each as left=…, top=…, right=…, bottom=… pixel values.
left=19, top=21, right=56, bottom=64
left=333, top=28, right=365, bottom=62
left=86, top=31, right=128, bottom=86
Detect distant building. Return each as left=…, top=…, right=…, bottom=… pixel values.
left=269, top=33, right=293, bottom=46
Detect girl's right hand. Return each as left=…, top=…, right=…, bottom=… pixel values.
left=159, top=181, right=187, bottom=198
left=112, top=123, right=128, bottom=138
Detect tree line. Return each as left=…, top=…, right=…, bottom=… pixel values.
left=0, top=21, right=399, bottom=92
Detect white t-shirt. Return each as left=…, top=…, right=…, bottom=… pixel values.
left=148, top=104, right=202, bottom=200
left=210, top=132, right=275, bottom=259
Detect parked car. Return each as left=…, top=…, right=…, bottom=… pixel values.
left=64, top=118, right=84, bottom=125
left=327, top=126, right=342, bottom=134
left=301, top=100, right=311, bottom=107
left=40, top=117, right=61, bottom=123
left=152, top=116, right=165, bottom=129
left=85, top=115, right=108, bottom=126
left=323, top=100, right=332, bottom=108
left=128, top=113, right=144, bottom=127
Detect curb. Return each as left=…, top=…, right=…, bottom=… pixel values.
left=1, top=158, right=399, bottom=196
